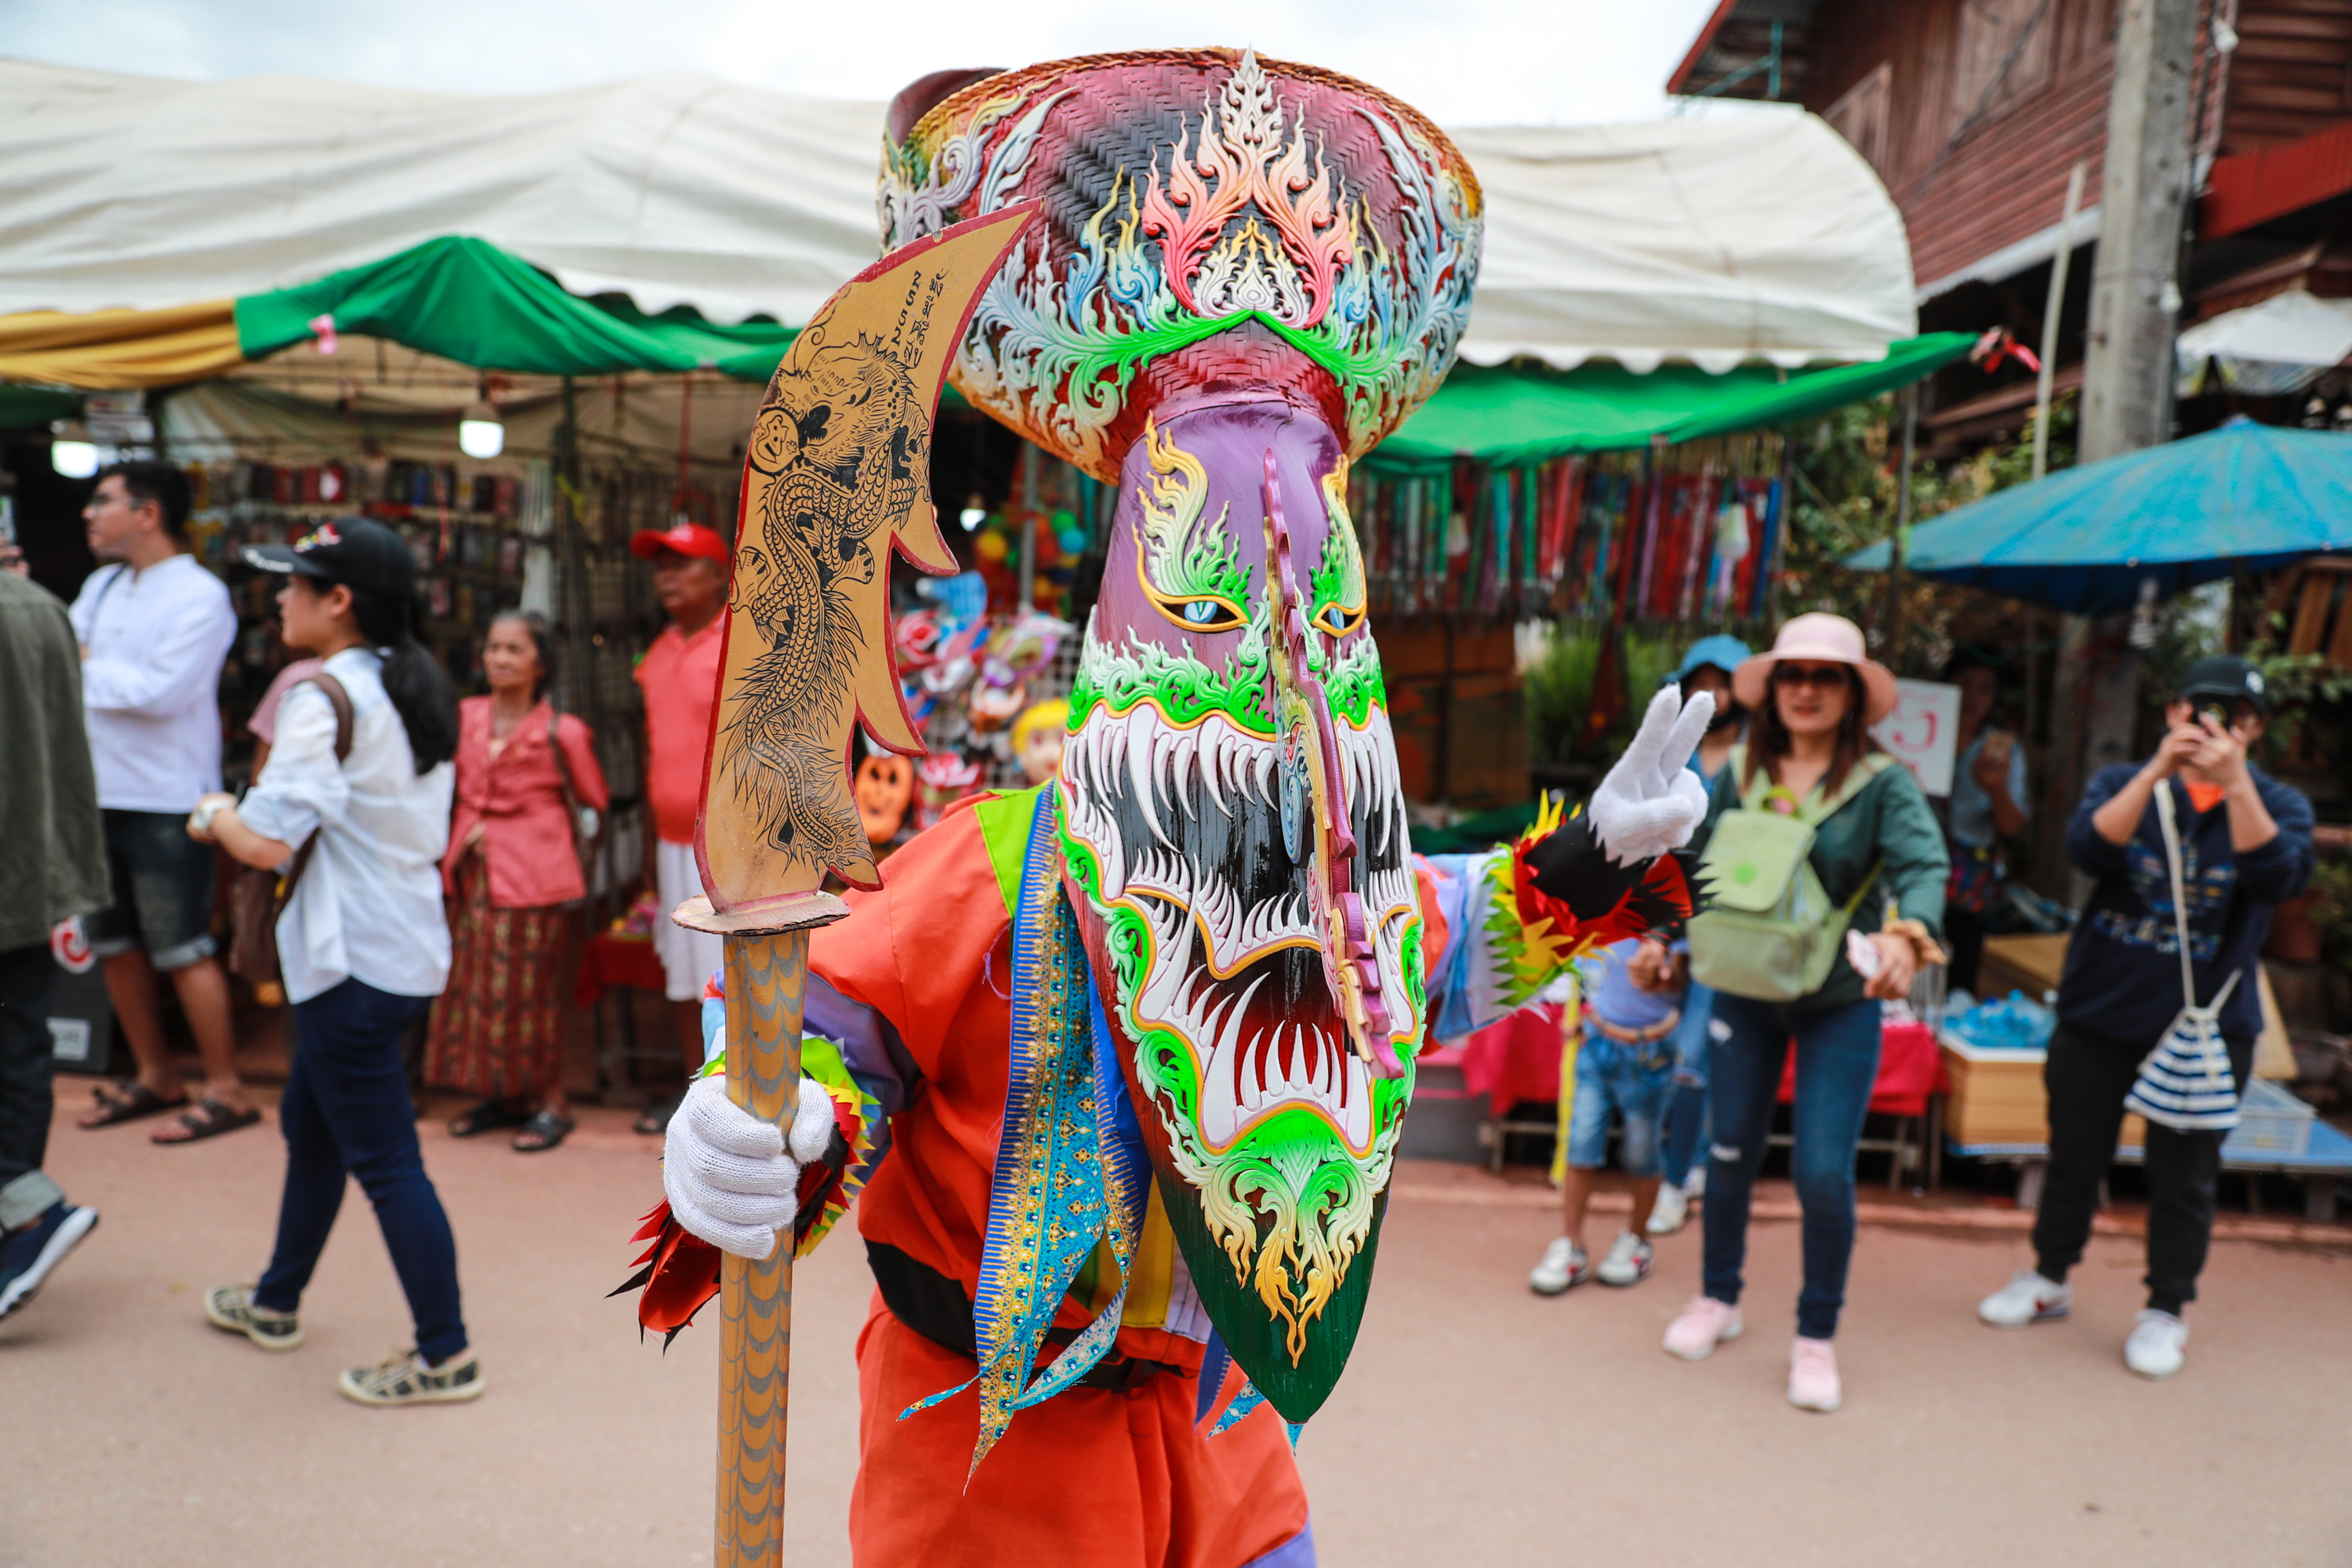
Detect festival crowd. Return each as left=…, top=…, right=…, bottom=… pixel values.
left=0, top=458, right=2318, bottom=1417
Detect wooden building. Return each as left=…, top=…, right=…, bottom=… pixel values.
left=1669, top=0, right=2352, bottom=452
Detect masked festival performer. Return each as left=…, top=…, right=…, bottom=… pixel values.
left=625, top=50, right=1715, bottom=1567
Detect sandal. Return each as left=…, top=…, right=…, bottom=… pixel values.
left=511, top=1110, right=575, bottom=1152
left=448, top=1100, right=529, bottom=1138
left=151, top=1097, right=263, bottom=1145
left=78, top=1080, right=191, bottom=1130
left=632, top=1094, right=681, bottom=1137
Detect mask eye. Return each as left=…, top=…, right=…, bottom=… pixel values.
left=1312, top=601, right=1365, bottom=638
left=1162, top=596, right=1243, bottom=633
left=1279, top=738, right=1312, bottom=866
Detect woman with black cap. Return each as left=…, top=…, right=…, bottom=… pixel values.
left=184, top=517, right=481, bottom=1406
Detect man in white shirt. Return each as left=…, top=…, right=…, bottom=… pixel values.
left=67, top=461, right=256, bottom=1144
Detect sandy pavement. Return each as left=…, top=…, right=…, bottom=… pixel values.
left=4, top=1097, right=2347, bottom=1568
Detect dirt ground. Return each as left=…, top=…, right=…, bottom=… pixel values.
left=5, top=1094, right=2348, bottom=1568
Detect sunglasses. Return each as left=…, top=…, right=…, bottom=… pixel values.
left=1771, top=662, right=1851, bottom=690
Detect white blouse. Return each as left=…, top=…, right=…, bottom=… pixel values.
left=237, top=647, right=454, bottom=1004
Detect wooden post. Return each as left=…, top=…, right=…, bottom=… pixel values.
left=2031, top=162, right=2087, bottom=486
left=1882, top=385, right=1917, bottom=659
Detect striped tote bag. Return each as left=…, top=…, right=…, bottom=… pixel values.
left=2122, top=782, right=2242, bottom=1133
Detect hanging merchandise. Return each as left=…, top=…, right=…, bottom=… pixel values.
left=1348, top=436, right=1784, bottom=632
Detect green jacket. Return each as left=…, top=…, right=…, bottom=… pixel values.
left=1689, top=745, right=1949, bottom=1011
left=0, top=572, right=108, bottom=953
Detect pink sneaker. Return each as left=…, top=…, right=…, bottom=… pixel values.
left=1788, top=1335, right=1842, bottom=1412
left=1662, top=1295, right=1742, bottom=1361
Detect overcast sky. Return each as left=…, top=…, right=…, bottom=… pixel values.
left=0, top=0, right=1742, bottom=125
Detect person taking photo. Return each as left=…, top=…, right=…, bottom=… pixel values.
left=1976, top=656, right=2314, bottom=1381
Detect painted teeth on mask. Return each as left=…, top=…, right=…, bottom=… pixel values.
left=1207, top=1020, right=1372, bottom=1149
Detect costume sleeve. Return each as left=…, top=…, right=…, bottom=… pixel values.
left=1432, top=798, right=1700, bottom=1043
left=620, top=969, right=895, bottom=1341
left=619, top=806, right=1007, bottom=1338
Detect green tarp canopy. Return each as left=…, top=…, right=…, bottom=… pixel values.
left=1362, top=332, right=1976, bottom=474
left=233, top=236, right=803, bottom=381
left=16, top=234, right=1962, bottom=450
left=0, top=384, right=81, bottom=429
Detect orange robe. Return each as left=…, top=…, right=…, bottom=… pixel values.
left=808, top=793, right=1312, bottom=1568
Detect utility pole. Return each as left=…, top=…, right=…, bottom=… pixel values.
left=2040, top=0, right=2201, bottom=897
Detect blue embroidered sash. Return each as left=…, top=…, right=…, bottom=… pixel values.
left=900, top=787, right=1150, bottom=1476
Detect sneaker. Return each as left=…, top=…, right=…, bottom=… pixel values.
left=0, top=1202, right=99, bottom=1322
left=1976, top=1269, right=2072, bottom=1328
left=339, top=1347, right=487, bottom=1406
left=1680, top=1165, right=1706, bottom=1201
left=204, top=1283, right=304, bottom=1351
left=1788, top=1336, right=1842, bottom=1412
left=1662, top=1295, right=1743, bottom=1360
left=1646, top=1183, right=1689, bottom=1236
left=1529, top=1237, right=1592, bottom=1296
left=1596, top=1230, right=1654, bottom=1287
left=2123, top=1309, right=2188, bottom=1380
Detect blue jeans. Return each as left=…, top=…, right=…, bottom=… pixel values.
left=1700, top=994, right=1881, bottom=1341
left=1661, top=980, right=1715, bottom=1189
left=256, top=978, right=466, bottom=1364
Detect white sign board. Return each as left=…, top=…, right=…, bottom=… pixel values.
left=1871, top=678, right=1961, bottom=797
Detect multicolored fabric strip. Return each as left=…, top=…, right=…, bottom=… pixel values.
left=900, top=787, right=1149, bottom=1477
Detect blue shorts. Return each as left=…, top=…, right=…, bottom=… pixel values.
left=1566, top=1025, right=1675, bottom=1178
left=83, top=809, right=220, bottom=972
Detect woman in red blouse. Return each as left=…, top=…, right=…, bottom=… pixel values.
left=423, top=612, right=609, bottom=1152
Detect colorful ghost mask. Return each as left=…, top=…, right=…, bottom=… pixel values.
left=885, top=48, right=1481, bottom=1424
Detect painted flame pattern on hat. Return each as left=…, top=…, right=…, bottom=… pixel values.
left=879, top=49, right=1483, bottom=481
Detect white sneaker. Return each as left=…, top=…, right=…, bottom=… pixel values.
left=2124, top=1309, right=2188, bottom=1379
left=1646, top=1183, right=1689, bottom=1236
left=1529, top=1237, right=1592, bottom=1296
left=1596, top=1230, right=1653, bottom=1286
left=1977, top=1269, right=2073, bottom=1327
left=1680, top=1165, right=1705, bottom=1200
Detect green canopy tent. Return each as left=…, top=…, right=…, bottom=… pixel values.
left=1361, top=332, right=1976, bottom=473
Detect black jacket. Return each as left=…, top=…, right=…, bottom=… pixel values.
left=2056, top=763, right=2314, bottom=1044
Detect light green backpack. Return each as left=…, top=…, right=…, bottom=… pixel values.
left=1686, top=750, right=1889, bottom=1004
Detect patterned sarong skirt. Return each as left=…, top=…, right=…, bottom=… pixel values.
left=423, top=848, right=570, bottom=1098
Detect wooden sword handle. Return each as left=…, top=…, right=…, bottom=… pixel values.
left=715, top=927, right=808, bottom=1568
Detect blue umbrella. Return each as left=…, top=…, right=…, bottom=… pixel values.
left=1846, top=418, right=2352, bottom=613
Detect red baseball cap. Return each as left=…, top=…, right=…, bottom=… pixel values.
left=629, top=521, right=729, bottom=564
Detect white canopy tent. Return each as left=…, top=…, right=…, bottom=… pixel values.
left=2176, top=290, right=2352, bottom=398
left=0, top=58, right=1916, bottom=371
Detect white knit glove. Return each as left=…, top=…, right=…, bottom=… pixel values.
left=663, top=1075, right=837, bottom=1261
left=1588, top=688, right=1715, bottom=866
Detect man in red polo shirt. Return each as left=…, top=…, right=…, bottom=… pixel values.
left=628, top=521, right=729, bottom=1132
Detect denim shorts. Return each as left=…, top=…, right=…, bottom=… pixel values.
left=1565, top=1025, right=1676, bottom=1177
left=83, top=808, right=220, bottom=971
